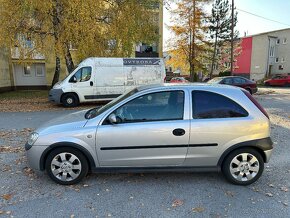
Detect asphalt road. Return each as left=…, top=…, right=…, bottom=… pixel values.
left=0, top=88, right=289, bottom=217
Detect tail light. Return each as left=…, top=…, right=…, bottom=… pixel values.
left=242, top=90, right=269, bottom=119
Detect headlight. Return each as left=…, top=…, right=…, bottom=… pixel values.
left=27, top=132, right=39, bottom=146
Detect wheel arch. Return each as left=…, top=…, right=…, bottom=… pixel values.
left=217, top=138, right=273, bottom=167
left=39, top=142, right=96, bottom=171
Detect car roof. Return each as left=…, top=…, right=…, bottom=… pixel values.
left=215, top=76, right=249, bottom=80
left=137, top=83, right=243, bottom=92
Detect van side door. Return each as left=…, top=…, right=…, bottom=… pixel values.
left=69, top=67, right=94, bottom=102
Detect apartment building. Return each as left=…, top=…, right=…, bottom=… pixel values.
left=233, top=28, right=290, bottom=81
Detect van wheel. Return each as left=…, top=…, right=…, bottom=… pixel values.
left=222, top=148, right=264, bottom=185
left=45, top=147, right=88, bottom=185
left=61, top=93, right=79, bottom=107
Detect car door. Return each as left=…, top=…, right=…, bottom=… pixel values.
left=184, top=90, right=250, bottom=167
left=96, top=90, right=190, bottom=167
left=69, top=67, right=94, bottom=100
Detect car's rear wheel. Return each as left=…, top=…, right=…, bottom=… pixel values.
left=61, top=93, right=79, bottom=107
left=45, top=147, right=89, bottom=185
left=222, top=148, right=264, bottom=185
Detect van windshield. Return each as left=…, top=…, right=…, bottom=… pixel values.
left=85, top=88, right=139, bottom=119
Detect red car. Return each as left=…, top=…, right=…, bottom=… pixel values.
left=170, top=77, right=189, bottom=83
left=264, top=75, right=290, bottom=87
left=208, top=76, right=258, bottom=94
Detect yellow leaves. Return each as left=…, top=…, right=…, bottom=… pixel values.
left=2, top=193, right=13, bottom=201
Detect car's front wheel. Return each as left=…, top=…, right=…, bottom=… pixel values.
left=61, top=93, right=79, bottom=107
left=45, top=147, right=89, bottom=185
left=222, top=148, right=264, bottom=185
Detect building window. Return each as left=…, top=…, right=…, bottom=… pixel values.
left=23, top=65, right=31, bottom=76
left=283, top=38, right=287, bottom=44
left=269, top=46, right=275, bottom=57
left=281, top=57, right=286, bottom=63
left=276, top=39, right=280, bottom=44
left=279, top=65, right=284, bottom=70
left=275, top=57, right=279, bottom=63
left=35, top=65, right=44, bottom=77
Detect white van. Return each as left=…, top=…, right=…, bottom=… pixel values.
left=49, top=57, right=166, bottom=107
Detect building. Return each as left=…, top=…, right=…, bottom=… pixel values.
left=233, top=28, right=290, bottom=81
left=0, top=2, right=163, bottom=92
left=135, top=2, right=163, bottom=58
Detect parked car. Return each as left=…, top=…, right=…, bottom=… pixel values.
left=26, top=84, right=272, bottom=186
left=170, top=77, right=189, bottom=83
left=49, top=57, right=166, bottom=107
left=208, top=76, right=258, bottom=94
left=264, top=75, right=290, bottom=87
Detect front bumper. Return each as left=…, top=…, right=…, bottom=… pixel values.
left=48, top=89, right=63, bottom=104
left=26, top=145, right=48, bottom=171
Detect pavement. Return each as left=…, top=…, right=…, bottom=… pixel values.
left=0, top=87, right=289, bottom=217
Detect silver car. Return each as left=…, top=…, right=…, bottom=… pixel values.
left=25, top=84, right=273, bottom=185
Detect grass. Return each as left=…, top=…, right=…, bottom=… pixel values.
left=0, top=90, right=49, bottom=99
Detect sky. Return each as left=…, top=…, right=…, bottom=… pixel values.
left=163, top=0, right=290, bottom=50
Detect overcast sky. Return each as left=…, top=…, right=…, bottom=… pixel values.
left=163, top=0, right=290, bottom=50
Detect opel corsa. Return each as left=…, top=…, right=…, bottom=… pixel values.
left=26, top=84, right=273, bottom=185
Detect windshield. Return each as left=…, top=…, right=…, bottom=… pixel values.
left=85, top=88, right=139, bottom=119
left=207, top=77, right=223, bottom=84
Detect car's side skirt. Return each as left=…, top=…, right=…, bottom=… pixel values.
left=91, top=166, right=219, bottom=173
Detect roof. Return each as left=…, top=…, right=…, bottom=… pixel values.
left=240, top=28, right=290, bottom=39
left=136, top=82, right=242, bottom=92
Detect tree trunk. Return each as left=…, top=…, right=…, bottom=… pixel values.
left=51, top=55, right=61, bottom=86
left=210, top=33, right=218, bottom=79
left=64, top=42, right=75, bottom=73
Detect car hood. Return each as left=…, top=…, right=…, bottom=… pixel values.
left=36, top=110, right=88, bottom=135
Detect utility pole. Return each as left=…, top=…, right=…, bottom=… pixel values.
left=230, top=0, right=234, bottom=75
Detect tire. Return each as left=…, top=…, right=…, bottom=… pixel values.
left=61, top=93, right=79, bottom=107
left=45, top=147, right=89, bottom=185
left=222, top=148, right=264, bottom=186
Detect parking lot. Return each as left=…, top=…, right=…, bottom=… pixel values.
left=0, top=87, right=289, bottom=217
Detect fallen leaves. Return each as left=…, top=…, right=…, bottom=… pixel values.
left=280, top=187, right=288, bottom=192
left=192, top=207, right=205, bottom=213
left=0, top=146, right=24, bottom=153
left=265, top=192, right=273, bottom=197
left=2, top=193, right=13, bottom=201
left=172, top=199, right=184, bottom=207
left=225, top=191, right=234, bottom=197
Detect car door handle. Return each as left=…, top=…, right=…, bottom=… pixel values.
left=172, top=128, right=185, bottom=136
left=90, top=81, right=93, bottom=86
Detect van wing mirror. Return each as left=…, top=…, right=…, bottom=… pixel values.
left=108, top=113, right=117, bottom=124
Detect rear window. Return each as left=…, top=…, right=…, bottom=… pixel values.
left=192, top=91, right=249, bottom=119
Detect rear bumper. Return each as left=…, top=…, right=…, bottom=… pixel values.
left=252, top=87, right=258, bottom=94
left=264, top=149, right=273, bottom=163
left=48, top=89, right=63, bottom=104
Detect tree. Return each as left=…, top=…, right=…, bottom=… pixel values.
left=0, top=0, right=159, bottom=86
left=168, top=0, right=211, bottom=82
left=208, top=0, right=237, bottom=78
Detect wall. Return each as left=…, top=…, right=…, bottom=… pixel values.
left=250, top=34, right=269, bottom=81
left=0, top=48, right=12, bottom=91
left=233, top=37, right=252, bottom=75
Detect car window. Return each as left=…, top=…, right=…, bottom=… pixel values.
left=110, top=91, right=184, bottom=123
left=223, top=78, right=233, bottom=85
left=233, top=78, right=246, bottom=84
left=192, top=91, right=248, bottom=119
left=70, top=67, right=92, bottom=82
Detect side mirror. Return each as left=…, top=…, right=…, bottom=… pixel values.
left=108, top=113, right=117, bottom=124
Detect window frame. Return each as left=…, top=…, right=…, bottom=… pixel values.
left=23, top=64, right=32, bottom=77
left=69, top=66, right=92, bottom=83
left=35, top=65, right=45, bottom=77
left=103, top=90, right=185, bottom=125
left=191, top=90, right=249, bottom=120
